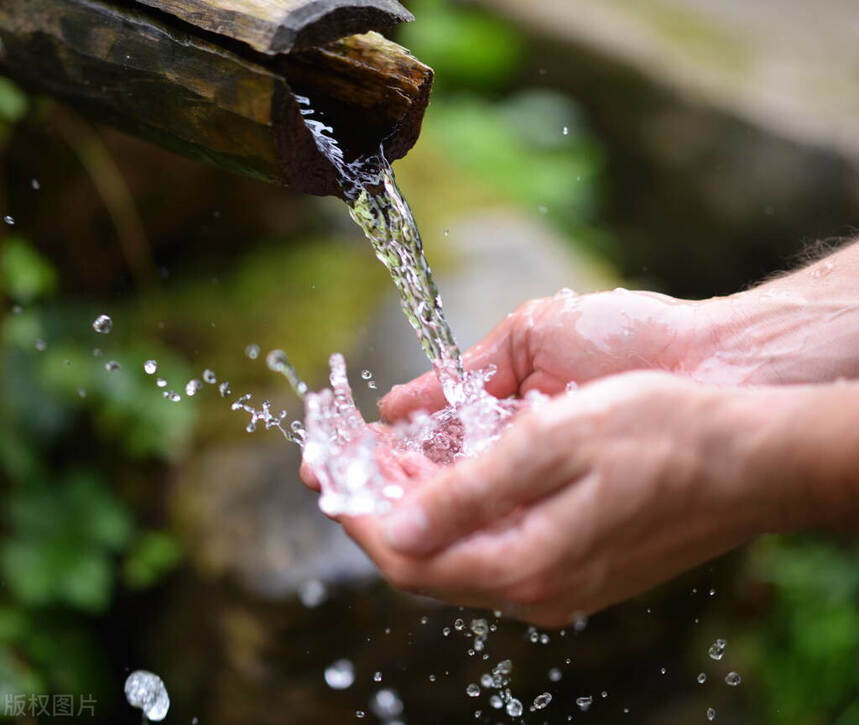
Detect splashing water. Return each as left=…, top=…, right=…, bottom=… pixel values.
left=294, top=95, right=526, bottom=516
left=124, top=670, right=170, bottom=721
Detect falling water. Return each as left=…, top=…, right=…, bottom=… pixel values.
left=294, top=95, right=526, bottom=516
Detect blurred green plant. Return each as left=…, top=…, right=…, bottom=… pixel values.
left=744, top=536, right=859, bottom=724
left=1, top=235, right=190, bottom=699
left=399, top=0, right=524, bottom=92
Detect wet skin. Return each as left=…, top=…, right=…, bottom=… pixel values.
left=302, top=243, right=859, bottom=626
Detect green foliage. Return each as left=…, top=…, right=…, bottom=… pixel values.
left=1, top=236, right=58, bottom=303
left=399, top=0, right=525, bottom=91
left=746, top=537, right=859, bottom=723
left=0, top=77, right=28, bottom=124
left=0, top=236, right=193, bottom=701
left=124, top=531, right=182, bottom=590
left=424, top=90, right=603, bottom=236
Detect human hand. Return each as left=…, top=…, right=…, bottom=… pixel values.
left=341, top=372, right=798, bottom=626
left=379, top=289, right=712, bottom=422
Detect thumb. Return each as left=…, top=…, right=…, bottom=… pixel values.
left=382, top=405, right=582, bottom=555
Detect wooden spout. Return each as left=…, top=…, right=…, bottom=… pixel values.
left=0, top=0, right=433, bottom=197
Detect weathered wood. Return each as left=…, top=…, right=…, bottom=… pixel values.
left=133, top=0, right=414, bottom=54
left=0, top=0, right=432, bottom=197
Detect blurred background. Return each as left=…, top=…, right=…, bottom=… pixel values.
left=1, top=0, right=859, bottom=722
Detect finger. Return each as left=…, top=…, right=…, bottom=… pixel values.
left=382, top=403, right=588, bottom=556
left=379, top=310, right=526, bottom=422
left=299, top=460, right=321, bottom=491
left=341, top=511, right=522, bottom=599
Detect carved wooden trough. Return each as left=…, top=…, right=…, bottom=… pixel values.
left=0, top=0, right=433, bottom=196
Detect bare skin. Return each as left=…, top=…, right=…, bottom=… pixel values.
left=303, top=241, right=859, bottom=626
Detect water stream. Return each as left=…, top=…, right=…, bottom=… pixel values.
left=294, top=96, right=524, bottom=516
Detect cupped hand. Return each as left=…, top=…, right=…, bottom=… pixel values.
left=379, top=289, right=711, bottom=422
left=340, top=371, right=790, bottom=626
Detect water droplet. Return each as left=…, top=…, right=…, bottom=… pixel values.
left=708, top=639, right=727, bottom=661
left=724, top=672, right=741, bottom=686
left=428, top=674, right=436, bottom=683
left=442, top=627, right=450, bottom=637
left=548, top=667, right=562, bottom=682
left=538, top=205, right=548, bottom=214
left=470, top=619, right=488, bottom=637
left=562, top=126, right=569, bottom=136
left=324, top=659, right=354, bottom=690
left=572, top=612, right=588, bottom=631
left=709, top=588, right=716, bottom=597
left=373, top=671, right=382, bottom=682
left=540, top=633, right=550, bottom=644
left=92, top=314, right=112, bottom=334
left=489, top=695, right=503, bottom=710
left=466, top=683, right=480, bottom=698
left=370, top=689, right=403, bottom=718
left=505, top=698, right=523, bottom=717
left=12, top=304, right=22, bottom=314
left=3, top=215, right=14, bottom=225
left=361, top=369, right=372, bottom=380
left=156, top=377, right=167, bottom=388
left=355, top=710, right=365, bottom=719
left=443, top=229, right=450, bottom=237
left=202, top=369, right=216, bottom=384
left=454, top=618, right=465, bottom=631
left=105, top=360, right=120, bottom=372
left=529, top=694, right=551, bottom=714
left=245, top=343, right=260, bottom=360
left=660, top=667, right=667, bottom=675
left=185, top=379, right=202, bottom=396
left=218, top=381, right=232, bottom=397
left=31, top=179, right=40, bottom=190
left=34, top=338, right=46, bottom=352
left=601, top=691, right=608, bottom=698
left=124, top=670, right=170, bottom=721
left=707, top=707, right=716, bottom=721
left=576, top=696, right=592, bottom=712
left=367, top=380, right=377, bottom=389
left=77, top=388, right=86, bottom=398
left=697, top=672, right=707, bottom=684
left=298, top=579, right=327, bottom=608
left=144, top=360, right=157, bottom=375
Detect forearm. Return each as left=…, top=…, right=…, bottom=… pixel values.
left=691, top=240, right=859, bottom=385
left=731, top=382, right=859, bottom=533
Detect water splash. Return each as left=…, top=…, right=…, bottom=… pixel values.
left=124, top=670, right=170, bottom=721
left=294, top=96, right=525, bottom=515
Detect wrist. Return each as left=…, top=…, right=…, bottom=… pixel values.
left=722, top=384, right=859, bottom=533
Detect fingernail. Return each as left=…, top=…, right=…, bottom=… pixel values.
left=385, top=505, right=429, bottom=553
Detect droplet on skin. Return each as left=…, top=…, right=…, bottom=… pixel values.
left=144, top=360, right=158, bottom=375
left=324, top=659, right=354, bottom=690
left=124, top=670, right=170, bottom=721
left=92, top=314, right=112, bottom=334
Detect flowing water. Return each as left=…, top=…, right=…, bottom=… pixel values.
left=294, top=96, right=524, bottom=516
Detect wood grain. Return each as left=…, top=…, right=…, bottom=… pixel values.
left=0, top=0, right=432, bottom=196
left=133, top=0, right=414, bottom=54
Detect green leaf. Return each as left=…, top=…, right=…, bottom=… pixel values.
left=0, top=77, right=28, bottom=123
left=0, top=236, right=58, bottom=303
left=123, top=530, right=182, bottom=589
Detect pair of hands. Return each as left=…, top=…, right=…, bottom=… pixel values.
left=301, top=287, right=830, bottom=626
